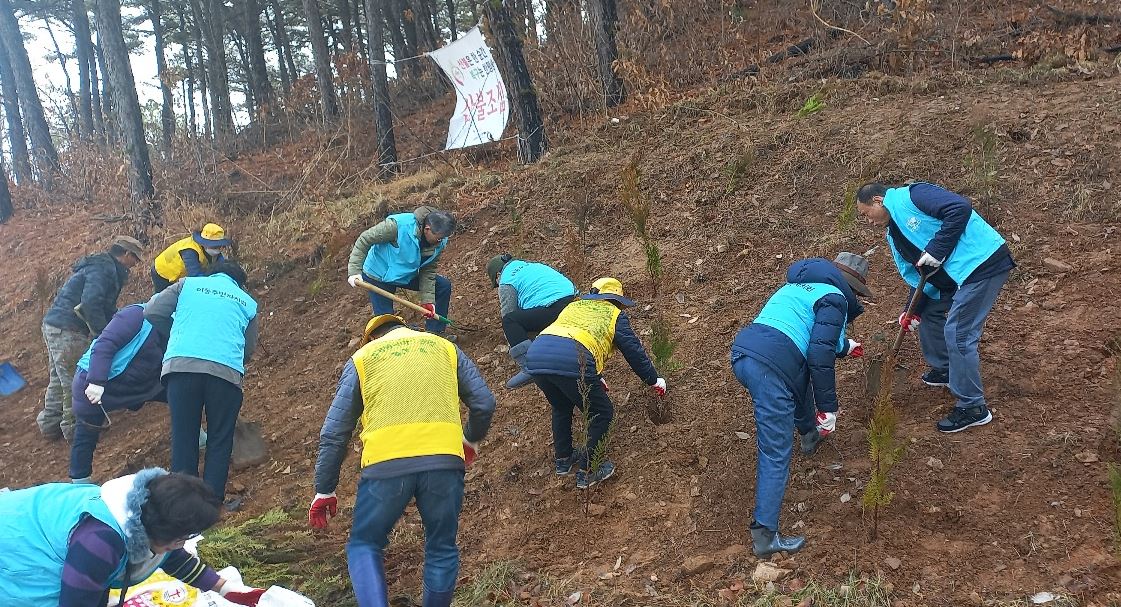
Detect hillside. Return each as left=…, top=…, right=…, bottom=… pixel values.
left=3, top=51, right=1121, bottom=607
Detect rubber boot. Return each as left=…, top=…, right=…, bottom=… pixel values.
left=751, top=524, right=805, bottom=557
left=421, top=587, right=454, bottom=607
left=799, top=428, right=823, bottom=456
left=505, top=340, right=534, bottom=389
left=348, top=548, right=390, bottom=607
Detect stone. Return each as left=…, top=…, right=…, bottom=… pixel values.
left=681, top=555, right=715, bottom=576
left=969, top=591, right=984, bottom=606
left=926, top=457, right=944, bottom=470
left=840, top=493, right=852, bottom=503
left=752, top=562, right=791, bottom=583
left=1075, top=451, right=1099, bottom=463
left=885, top=556, right=902, bottom=570
left=587, top=503, right=607, bottom=516
left=715, top=544, right=747, bottom=559
left=1043, top=257, right=1074, bottom=273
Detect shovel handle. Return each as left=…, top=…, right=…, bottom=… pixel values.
left=354, top=279, right=454, bottom=326
left=889, top=271, right=930, bottom=356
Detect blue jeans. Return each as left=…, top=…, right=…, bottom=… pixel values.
left=918, top=271, right=1009, bottom=409
left=733, top=356, right=815, bottom=532
left=347, top=470, right=465, bottom=605
left=362, top=272, right=452, bottom=334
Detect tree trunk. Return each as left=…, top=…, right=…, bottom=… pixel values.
left=96, top=0, right=158, bottom=235
left=364, top=0, right=397, bottom=171
left=73, top=0, right=95, bottom=140
left=264, top=1, right=291, bottom=94
left=188, top=0, right=212, bottom=139
left=445, top=0, right=457, bottom=40
left=95, top=40, right=119, bottom=144
left=242, top=0, right=274, bottom=114
left=89, top=48, right=105, bottom=139
left=483, top=0, right=546, bottom=163
left=42, top=18, right=81, bottom=135
left=0, top=0, right=61, bottom=178
left=177, top=7, right=198, bottom=135
left=352, top=0, right=365, bottom=57
left=147, top=0, right=176, bottom=157
left=383, top=2, right=408, bottom=72
left=201, top=0, right=234, bottom=140
left=268, top=0, right=298, bottom=89
left=0, top=36, right=32, bottom=184
left=302, top=0, right=340, bottom=119
left=587, top=0, right=624, bottom=107
left=339, top=0, right=354, bottom=50
left=0, top=160, right=12, bottom=223
left=524, top=0, right=537, bottom=44
left=407, top=0, right=438, bottom=51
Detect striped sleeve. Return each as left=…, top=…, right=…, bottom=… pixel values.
left=161, top=548, right=220, bottom=590
left=60, top=517, right=126, bottom=607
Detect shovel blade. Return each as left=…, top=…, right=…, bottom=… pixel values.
left=232, top=419, right=269, bottom=469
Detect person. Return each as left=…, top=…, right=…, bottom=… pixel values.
left=485, top=253, right=578, bottom=389
left=40, top=236, right=144, bottom=441
left=0, top=468, right=266, bottom=606
left=308, top=314, right=495, bottom=607
left=856, top=181, right=1014, bottom=433
left=524, top=278, right=667, bottom=489
left=346, top=206, right=456, bottom=336
left=730, top=254, right=871, bottom=557
left=144, top=262, right=258, bottom=504
left=151, top=223, right=231, bottom=293
left=69, top=303, right=170, bottom=483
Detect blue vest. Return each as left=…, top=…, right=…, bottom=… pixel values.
left=164, top=274, right=258, bottom=374
left=883, top=186, right=1005, bottom=299
left=77, top=305, right=153, bottom=379
left=0, top=483, right=128, bottom=602
left=362, top=213, right=448, bottom=285
left=753, top=283, right=847, bottom=356
left=499, top=260, right=576, bottom=309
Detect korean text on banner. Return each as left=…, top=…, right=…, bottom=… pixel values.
left=428, top=26, right=509, bottom=150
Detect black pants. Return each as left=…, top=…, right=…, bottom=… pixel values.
left=166, top=372, right=242, bottom=500
left=151, top=266, right=174, bottom=294
left=532, top=373, right=613, bottom=466
left=501, top=295, right=575, bottom=345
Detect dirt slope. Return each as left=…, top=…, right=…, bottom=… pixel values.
left=2, top=66, right=1121, bottom=605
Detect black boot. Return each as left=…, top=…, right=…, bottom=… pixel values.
left=421, top=587, right=454, bottom=607
left=799, top=428, right=823, bottom=455
left=751, top=524, right=805, bottom=557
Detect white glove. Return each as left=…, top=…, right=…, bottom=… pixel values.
left=815, top=411, right=836, bottom=437
left=84, top=383, right=105, bottom=405
left=347, top=274, right=362, bottom=287
left=916, top=251, right=943, bottom=268
left=652, top=377, right=667, bottom=396
left=218, top=578, right=254, bottom=596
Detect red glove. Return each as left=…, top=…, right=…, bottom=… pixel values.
left=652, top=377, right=667, bottom=397
left=462, top=437, right=479, bottom=467
left=222, top=588, right=266, bottom=606
left=845, top=339, right=864, bottom=358
left=600, top=377, right=609, bottom=392
left=420, top=303, right=438, bottom=319
left=308, top=493, right=338, bottom=529
left=815, top=411, right=837, bottom=437
left=898, top=312, right=921, bottom=333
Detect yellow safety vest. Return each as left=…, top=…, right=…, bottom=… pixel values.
left=153, top=236, right=210, bottom=281
left=352, top=328, right=463, bottom=467
left=539, top=299, right=620, bottom=373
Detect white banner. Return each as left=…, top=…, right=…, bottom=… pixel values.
left=428, top=26, right=509, bottom=150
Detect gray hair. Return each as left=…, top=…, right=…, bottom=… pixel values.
left=856, top=182, right=887, bottom=204
left=425, top=210, right=457, bottom=237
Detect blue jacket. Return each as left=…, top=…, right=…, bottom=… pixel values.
left=74, top=305, right=168, bottom=410
left=164, top=274, right=258, bottom=374
left=884, top=183, right=1014, bottom=304
left=0, top=470, right=170, bottom=603
left=314, top=332, right=496, bottom=493
left=525, top=310, right=659, bottom=385
left=362, top=212, right=447, bottom=285
left=731, top=258, right=864, bottom=413
left=43, top=253, right=130, bottom=335
left=499, top=261, right=577, bottom=310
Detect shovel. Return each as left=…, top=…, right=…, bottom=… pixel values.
left=864, top=271, right=930, bottom=398
left=354, top=278, right=455, bottom=326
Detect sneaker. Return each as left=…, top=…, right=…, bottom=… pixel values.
left=554, top=448, right=585, bottom=476
left=576, top=461, right=616, bottom=489
left=921, top=369, right=950, bottom=387
left=936, top=406, right=992, bottom=433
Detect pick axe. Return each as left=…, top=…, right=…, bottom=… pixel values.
left=354, top=278, right=455, bottom=326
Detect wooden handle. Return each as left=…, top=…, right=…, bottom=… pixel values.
left=889, top=272, right=929, bottom=356
left=354, top=279, right=452, bottom=325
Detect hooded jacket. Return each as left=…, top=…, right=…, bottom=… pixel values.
left=43, top=253, right=130, bottom=335
left=73, top=305, right=169, bottom=412
left=731, top=258, right=865, bottom=413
